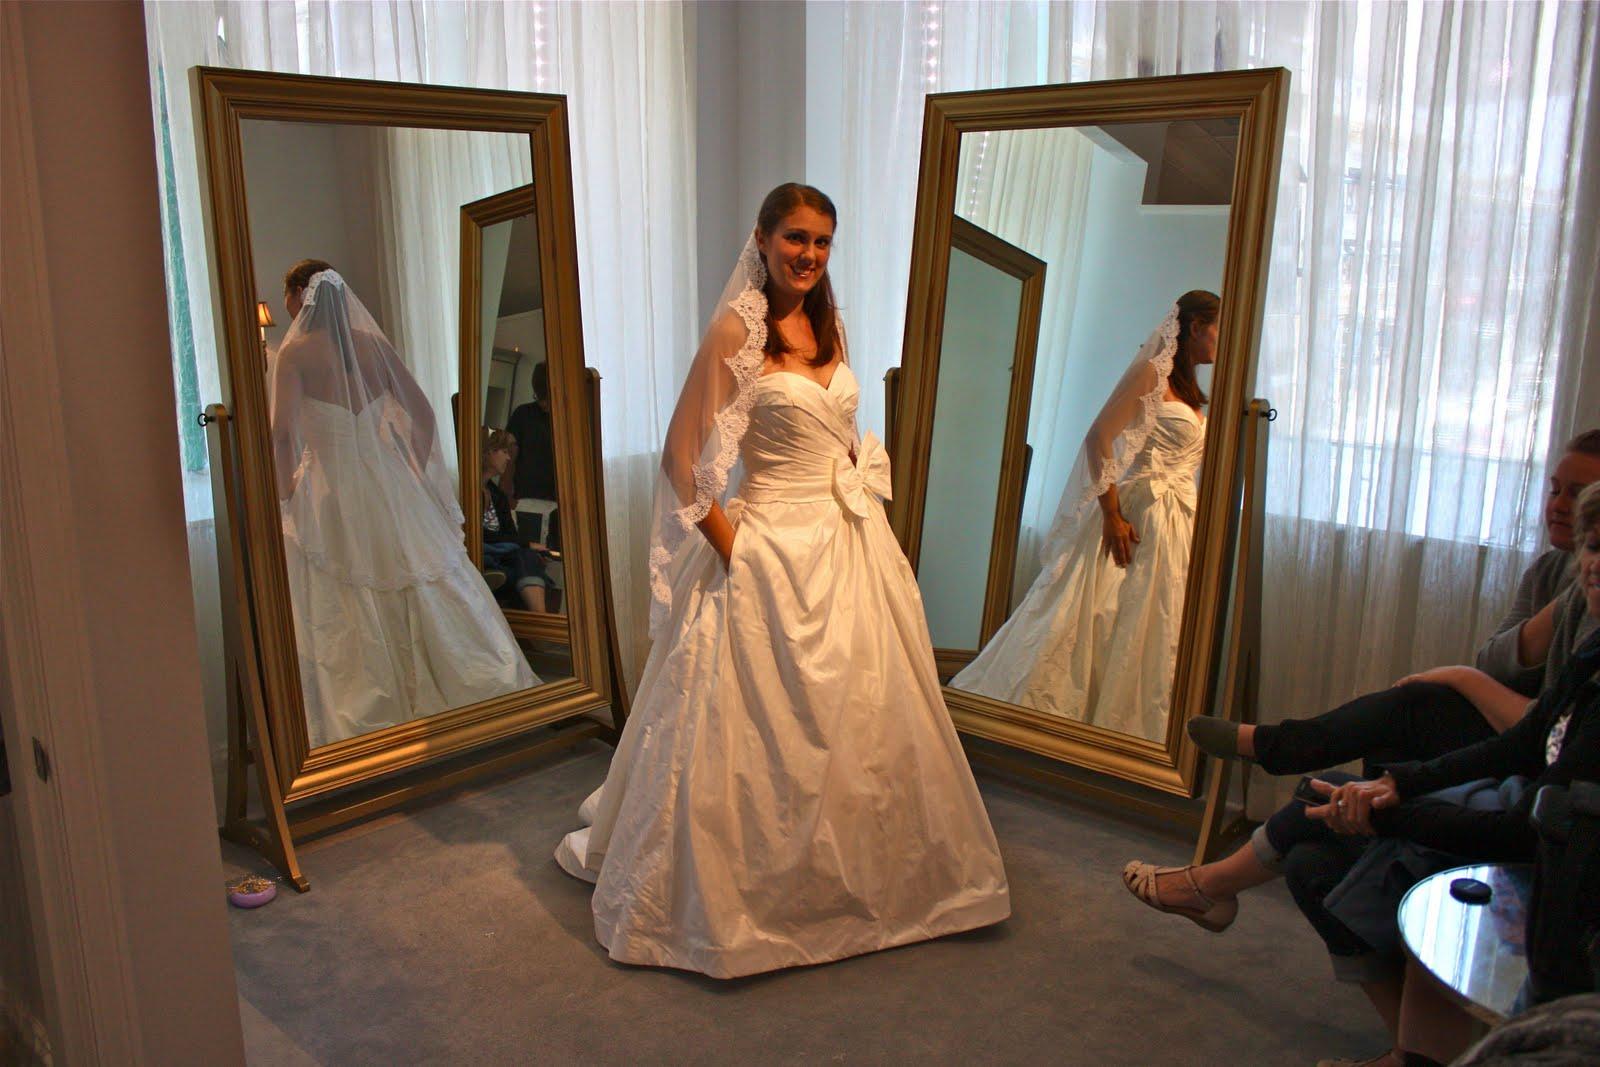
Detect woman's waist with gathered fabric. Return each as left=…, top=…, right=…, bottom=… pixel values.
left=737, top=465, right=839, bottom=505
left=735, top=430, right=893, bottom=517
left=1119, top=463, right=1200, bottom=509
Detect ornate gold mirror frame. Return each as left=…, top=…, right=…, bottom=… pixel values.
left=891, top=69, right=1289, bottom=797
left=928, top=215, right=1046, bottom=679
left=194, top=68, right=617, bottom=805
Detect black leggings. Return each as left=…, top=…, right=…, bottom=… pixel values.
left=1252, top=682, right=1497, bottom=777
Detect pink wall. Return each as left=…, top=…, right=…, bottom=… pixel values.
left=8, top=0, right=245, bottom=1060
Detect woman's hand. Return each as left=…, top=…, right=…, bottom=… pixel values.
left=1305, top=774, right=1400, bottom=836
left=1394, top=665, right=1473, bottom=690
left=1100, top=509, right=1141, bottom=567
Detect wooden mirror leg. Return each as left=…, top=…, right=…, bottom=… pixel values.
left=207, top=404, right=308, bottom=892
left=1194, top=399, right=1271, bottom=864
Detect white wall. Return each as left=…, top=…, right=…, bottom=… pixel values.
left=2, top=2, right=245, bottom=1059
left=494, top=308, right=548, bottom=415
left=239, top=120, right=390, bottom=348
left=920, top=246, right=1025, bottom=650
left=690, top=0, right=810, bottom=326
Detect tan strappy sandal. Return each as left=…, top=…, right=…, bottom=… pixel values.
left=1121, top=861, right=1239, bottom=932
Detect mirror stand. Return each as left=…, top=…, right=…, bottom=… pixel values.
left=1193, top=398, right=1272, bottom=862
left=204, top=371, right=630, bottom=890
left=205, top=403, right=308, bottom=891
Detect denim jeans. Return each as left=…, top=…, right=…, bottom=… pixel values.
left=1251, top=771, right=1390, bottom=980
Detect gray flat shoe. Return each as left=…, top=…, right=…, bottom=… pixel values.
left=1187, top=715, right=1244, bottom=760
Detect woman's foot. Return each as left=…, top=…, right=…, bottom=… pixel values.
left=1121, top=861, right=1239, bottom=932
left=1187, top=716, right=1255, bottom=760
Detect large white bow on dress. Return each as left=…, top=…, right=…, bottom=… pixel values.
left=833, top=431, right=893, bottom=519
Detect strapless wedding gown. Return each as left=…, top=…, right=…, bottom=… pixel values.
left=279, top=395, right=536, bottom=748
left=951, top=401, right=1204, bottom=741
left=557, top=364, right=1010, bottom=978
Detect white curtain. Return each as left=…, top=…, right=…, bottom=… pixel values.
left=835, top=1, right=1054, bottom=437
left=833, top=0, right=1600, bottom=810
left=954, top=127, right=1094, bottom=590
left=144, top=2, right=695, bottom=797
left=369, top=126, right=533, bottom=477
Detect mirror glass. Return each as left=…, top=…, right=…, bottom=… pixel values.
left=239, top=118, right=560, bottom=750
left=925, top=118, right=1238, bottom=744
left=470, top=200, right=575, bottom=682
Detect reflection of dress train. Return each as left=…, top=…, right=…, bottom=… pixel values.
left=951, top=402, right=1203, bottom=741
left=281, top=394, right=536, bottom=748
left=556, top=364, right=1010, bottom=977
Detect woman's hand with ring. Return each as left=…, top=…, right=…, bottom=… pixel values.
left=1305, top=774, right=1400, bottom=836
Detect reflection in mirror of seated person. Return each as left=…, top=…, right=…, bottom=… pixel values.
left=1189, top=428, right=1600, bottom=776
left=481, top=428, right=553, bottom=614
left=507, top=359, right=559, bottom=538
left=1124, top=481, right=1600, bottom=1067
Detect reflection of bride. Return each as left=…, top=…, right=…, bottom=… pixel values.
left=951, top=291, right=1219, bottom=741
left=271, top=261, right=536, bottom=748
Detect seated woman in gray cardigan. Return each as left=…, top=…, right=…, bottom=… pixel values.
left=1123, top=481, right=1600, bottom=1067
left=1189, top=428, right=1600, bottom=775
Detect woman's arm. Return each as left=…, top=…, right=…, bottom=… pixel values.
left=697, top=503, right=736, bottom=568
left=1097, top=483, right=1140, bottom=567
left=269, top=355, right=304, bottom=501
left=1514, top=596, right=1561, bottom=670
left=1083, top=363, right=1156, bottom=569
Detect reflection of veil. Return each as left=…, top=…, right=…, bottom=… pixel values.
left=270, top=270, right=462, bottom=587
left=646, top=234, right=771, bottom=637
left=1038, top=305, right=1181, bottom=564
left=270, top=270, right=457, bottom=519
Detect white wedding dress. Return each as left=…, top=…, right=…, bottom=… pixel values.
left=951, top=401, right=1204, bottom=741
left=273, top=272, right=536, bottom=749
left=557, top=362, right=1011, bottom=977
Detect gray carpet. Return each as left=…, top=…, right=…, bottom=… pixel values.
left=223, top=742, right=1383, bottom=1065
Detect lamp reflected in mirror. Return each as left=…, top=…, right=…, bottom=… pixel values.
left=256, top=300, right=274, bottom=370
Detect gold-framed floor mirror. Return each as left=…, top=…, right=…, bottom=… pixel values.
left=890, top=69, right=1289, bottom=798
left=193, top=68, right=623, bottom=838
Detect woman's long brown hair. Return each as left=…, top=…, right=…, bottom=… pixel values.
left=756, top=183, right=840, bottom=369
left=1169, top=289, right=1220, bottom=410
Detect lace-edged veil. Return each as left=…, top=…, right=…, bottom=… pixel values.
left=270, top=269, right=459, bottom=547
left=645, top=233, right=774, bottom=637
left=1037, top=304, right=1182, bottom=564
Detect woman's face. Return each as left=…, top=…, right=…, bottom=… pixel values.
left=1186, top=319, right=1220, bottom=366
left=284, top=287, right=305, bottom=320
left=756, top=206, right=834, bottom=303
left=485, top=447, right=510, bottom=479
left=1579, top=520, right=1600, bottom=619
left=1545, top=451, right=1600, bottom=551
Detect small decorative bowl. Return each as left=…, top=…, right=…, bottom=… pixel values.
left=228, top=875, right=278, bottom=909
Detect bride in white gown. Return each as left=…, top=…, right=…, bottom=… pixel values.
left=950, top=291, right=1219, bottom=741
left=556, top=185, right=1010, bottom=978
left=271, top=262, right=536, bottom=748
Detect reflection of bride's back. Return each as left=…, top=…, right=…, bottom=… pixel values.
left=271, top=271, right=535, bottom=748
left=286, top=390, right=466, bottom=591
